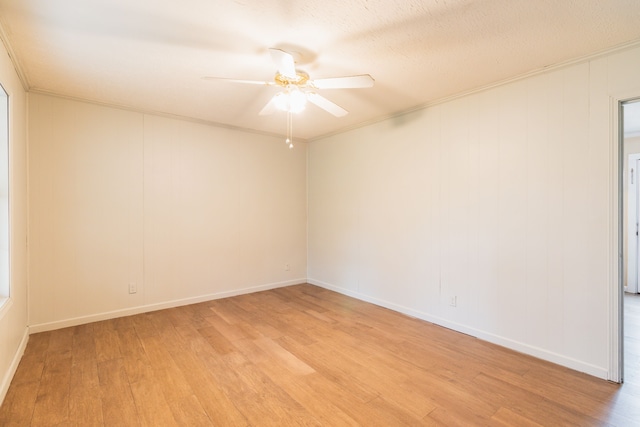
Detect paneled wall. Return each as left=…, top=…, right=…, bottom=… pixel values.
left=28, top=94, right=307, bottom=330
left=308, top=45, right=640, bottom=378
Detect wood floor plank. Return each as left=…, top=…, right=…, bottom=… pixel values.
left=116, top=323, right=153, bottom=386
left=129, top=377, right=178, bottom=427
left=216, top=354, right=321, bottom=426
left=2, top=284, right=640, bottom=426
left=10, top=333, right=50, bottom=387
left=46, top=327, right=75, bottom=355
left=167, top=394, right=214, bottom=427
left=0, top=332, right=53, bottom=425
left=426, top=405, right=495, bottom=426
left=473, top=372, right=604, bottom=426
left=208, top=299, right=253, bottom=324
left=202, top=311, right=261, bottom=342
left=97, top=358, right=140, bottom=427
left=69, top=324, right=104, bottom=426
left=331, top=331, right=495, bottom=420
left=137, top=335, right=193, bottom=404
left=305, top=340, right=437, bottom=418
left=275, top=335, right=381, bottom=403
left=251, top=309, right=317, bottom=345
left=495, top=365, right=620, bottom=422
left=197, top=324, right=237, bottom=355
left=490, top=407, right=545, bottom=427
left=30, top=349, right=72, bottom=426
left=69, top=359, right=104, bottom=427
left=165, top=332, right=249, bottom=426
left=253, top=337, right=316, bottom=376
left=249, top=351, right=360, bottom=426
left=94, top=322, right=123, bottom=363
left=294, top=371, right=417, bottom=426
left=271, top=286, right=331, bottom=314
left=132, top=314, right=160, bottom=339
left=0, top=381, right=39, bottom=426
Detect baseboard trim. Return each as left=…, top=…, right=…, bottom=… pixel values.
left=25, top=277, right=609, bottom=379
left=29, top=279, right=306, bottom=334
left=0, top=327, right=29, bottom=407
left=308, top=278, right=608, bottom=380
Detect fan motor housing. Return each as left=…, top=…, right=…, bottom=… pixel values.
left=275, top=70, right=309, bottom=87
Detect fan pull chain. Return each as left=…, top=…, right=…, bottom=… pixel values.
left=285, top=111, right=294, bottom=149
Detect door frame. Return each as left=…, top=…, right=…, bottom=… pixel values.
left=611, top=93, right=640, bottom=383
left=611, top=95, right=624, bottom=383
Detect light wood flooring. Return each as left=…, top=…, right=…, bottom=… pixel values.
left=1, top=284, right=639, bottom=426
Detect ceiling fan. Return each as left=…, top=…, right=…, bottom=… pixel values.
left=203, top=48, right=375, bottom=118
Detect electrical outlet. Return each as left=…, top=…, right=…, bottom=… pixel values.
left=285, top=264, right=290, bottom=271
left=129, top=282, right=137, bottom=294
left=449, top=296, right=457, bottom=307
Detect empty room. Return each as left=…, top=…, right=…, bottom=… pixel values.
left=1, top=0, right=640, bottom=425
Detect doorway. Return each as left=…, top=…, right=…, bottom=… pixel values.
left=625, top=151, right=640, bottom=294
left=620, top=99, right=640, bottom=384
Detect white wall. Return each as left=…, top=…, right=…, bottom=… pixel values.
left=28, top=94, right=307, bottom=330
left=0, top=41, right=29, bottom=403
left=308, top=44, right=640, bottom=379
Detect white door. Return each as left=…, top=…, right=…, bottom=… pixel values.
left=627, top=154, right=640, bottom=294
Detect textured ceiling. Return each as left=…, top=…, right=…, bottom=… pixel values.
left=1, top=0, right=640, bottom=141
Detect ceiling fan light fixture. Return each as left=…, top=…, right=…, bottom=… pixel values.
left=204, top=47, right=374, bottom=149
left=274, top=87, right=307, bottom=114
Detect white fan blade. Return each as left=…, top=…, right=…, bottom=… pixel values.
left=310, top=74, right=374, bottom=89
left=307, top=93, right=348, bottom=117
left=259, top=95, right=279, bottom=116
left=202, top=76, right=272, bottom=85
left=269, top=48, right=297, bottom=80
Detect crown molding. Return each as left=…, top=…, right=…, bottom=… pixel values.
left=0, top=16, right=29, bottom=91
